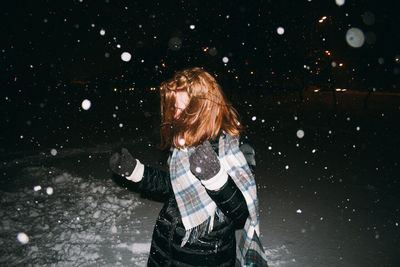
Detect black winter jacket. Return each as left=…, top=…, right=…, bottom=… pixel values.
left=135, top=140, right=252, bottom=267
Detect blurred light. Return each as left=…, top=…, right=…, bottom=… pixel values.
left=318, top=16, right=327, bottom=23
left=346, top=28, right=365, bottom=48
left=168, top=37, right=182, bottom=51
left=335, top=0, right=345, bottom=6
left=339, top=63, right=344, bottom=67
left=325, top=50, right=331, bottom=56
left=362, top=11, right=376, bottom=26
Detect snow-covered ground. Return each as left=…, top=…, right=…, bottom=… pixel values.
left=0, top=158, right=155, bottom=266
left=1, top=91, right=399, bottom=266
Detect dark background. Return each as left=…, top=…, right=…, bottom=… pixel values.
left=1, top=0, right=399, bottom=155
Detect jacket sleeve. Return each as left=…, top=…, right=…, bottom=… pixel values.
left=136, top=165, right=173, bottom=199
left=206, top=176, right=249, bottom=229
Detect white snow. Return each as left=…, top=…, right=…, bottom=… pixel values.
left=33, top=185, right=41, bottom=191
left=335, top=0, right=345, bottom=6
left=277, top=27, right=285, bottom=35
left=81, top=99, right=91, bottom=110
left=121, top=52, right=132, bottom=62
left=46, top=187, right=54, bottom=195
left=178, top=138, right=186, bottom=146
left=0, top=165, right=149, bottom=266
left=50, top=148, right=57, bottom=156
left=17, top=232, right=29, bottom=244
left=296, top=130, right=305, bottom=139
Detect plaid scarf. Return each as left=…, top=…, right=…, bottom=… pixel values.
left=169, top=133, right=268, bottom=266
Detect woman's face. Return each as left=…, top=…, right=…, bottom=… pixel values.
left=174, top=90, right=190, bottom=118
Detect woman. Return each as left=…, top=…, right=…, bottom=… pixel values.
left=109, top=67, right=267, bottom=266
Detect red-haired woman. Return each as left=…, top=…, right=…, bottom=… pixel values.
left=110, top=67, right=268, bottom=266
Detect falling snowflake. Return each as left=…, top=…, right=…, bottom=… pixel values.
left=121, top=52, right=132, bottom=62
left=34, top=185, right=42, bottom=191
left=335, top=0, right=345, bottom=6
left=50, top=148, right=58, bottom=156
left=346, top=28, right=365, bottom=48
left=178, top=138, right=186, bottom=146
left=81, top=99, right=91, bottom=110
left=46, top=187, right=54, bottom=195
left=17, top=233, right=29, bottom=244
left=296, top=130, right=305, bottom=139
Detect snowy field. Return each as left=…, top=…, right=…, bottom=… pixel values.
left=1, top=91, right=399, bottom=266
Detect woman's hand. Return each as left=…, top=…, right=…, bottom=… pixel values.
left=189, top=141, right=221, bottom=180
left=109, top=148, right=137, bottom=177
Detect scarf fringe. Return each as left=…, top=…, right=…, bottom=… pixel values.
left=181, top=209, right=226, bottom=247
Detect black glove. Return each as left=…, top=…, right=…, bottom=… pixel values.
left=109, top=148, right=137, bottom=177
left=189, top=141, right=221, bottom=180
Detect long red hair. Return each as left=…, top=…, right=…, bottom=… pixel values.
left=159, top=67, right=242, bottom=149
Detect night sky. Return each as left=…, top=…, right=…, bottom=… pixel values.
left=1, top=0, right=399, bottom=152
